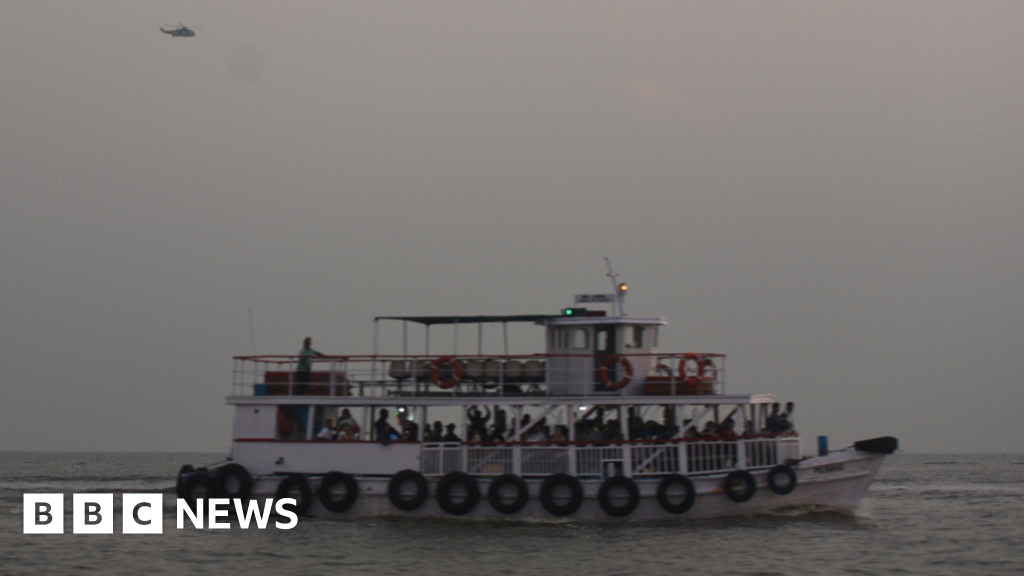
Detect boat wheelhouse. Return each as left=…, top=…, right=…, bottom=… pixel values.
left=178, top=284, right=896, bottom=520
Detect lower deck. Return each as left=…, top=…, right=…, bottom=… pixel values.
left=231, top=435, right=802, bottom=478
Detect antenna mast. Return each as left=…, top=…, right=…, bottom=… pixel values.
left=604, top=257, right=626, bottom=316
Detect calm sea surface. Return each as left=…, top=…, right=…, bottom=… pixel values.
left=1, top=452, right=1022, bottom=575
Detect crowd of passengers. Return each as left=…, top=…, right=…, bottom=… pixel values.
left=314, top=402, right=796, bottom=444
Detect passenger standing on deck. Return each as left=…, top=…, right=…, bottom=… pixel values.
left=442, top=423, right=461, bottom=442
left=375, top=408, right=394, bottom=445
left=766, top=403, right=786, bottom=434
left=295, top=337, right=324, bottom=395
left=781, top=402, right=795, bottom=432
left=430, top=421, right=444, bottom=441
left=467, top=406, right=491, bottom=442
left=490, top=408, right=508, bottom=441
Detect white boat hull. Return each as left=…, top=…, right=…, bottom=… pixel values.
left=227, top=449, right=885, bottom=521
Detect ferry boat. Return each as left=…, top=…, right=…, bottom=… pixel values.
left=177, top=278, right=897, bottom=521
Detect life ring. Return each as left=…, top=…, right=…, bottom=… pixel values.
left=318, top=471, right=360, bottom=513
left=180, top=473, right=216, bottom=511
left=539, top=473, right=583, bottom=516
left=275, top=474, right=313, bottom=516
left=430, top=356, right=463, bottom=389
left=388, top=469, right=429, bottom=511
left=657, top=474, right=696, bottom=514
left=598, top=476, right=640, bottom=517
left=214, top=464, right=252, bottom=500
left=767, top=465, right=798, bottom=495
left=487, top=474, right=529, bottom=514
left=176, top=464, right=195, bottom=498
left=435, top=471, right=480, bottom=515
left=679, top=353, right=708, bottom=380
left=598, top=355, right=633, bottom=391
left=723, top=470, right=756, bottom=503
left=277, top=406, right=294, bottom=438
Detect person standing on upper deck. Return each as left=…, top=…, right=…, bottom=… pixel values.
left=296, top=337, right=324, bottom=395
left=781, top=402, right=795, bottom=431
left=766, top=403, right=786, bottom=434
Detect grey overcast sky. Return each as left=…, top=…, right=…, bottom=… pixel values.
left=1, top=1, right=1021, bottom=453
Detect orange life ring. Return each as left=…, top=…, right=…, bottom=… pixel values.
left=679, top=353, right=711, bottom=381
left=430, top=356, right=463, bottom=389
left=598, top=355, right=633, bottom=391
left=277, top=406, right=294, bottom=438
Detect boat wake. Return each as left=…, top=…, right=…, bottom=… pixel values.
left=754, top=504, right=857, bottom=519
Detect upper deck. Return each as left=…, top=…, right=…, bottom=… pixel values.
left=230, top=350, right=755, bottom=406
left=231, top=292, right=759, bottom=405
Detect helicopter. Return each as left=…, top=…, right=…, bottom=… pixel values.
left=160, top=23, right=197, bottom=38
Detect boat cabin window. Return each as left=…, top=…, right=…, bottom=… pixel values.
left=550, top=327, right=569, bottom=350
left=625, top=326, right=645, bottom=349
left=572, top=328, right=589, bottom=350
left=596, top=329, right=608, bottom=352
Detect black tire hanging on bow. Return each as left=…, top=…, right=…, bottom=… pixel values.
left=767, top=465, right=798, bottom=495
left=180, top=473, right=216, bottom=511
left=723, top=470, right=756, bottom=503
left=275, top=474, right=313, bottom=516
left=214, top=464, right=253, bottom=500
left=176, top=464, right=195, bottom=498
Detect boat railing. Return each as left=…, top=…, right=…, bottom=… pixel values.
left=420, top=435, right=797, bottom=479
left=421, top=442, right=464, bottom=476
left=231, top=353, right=725, bottom=398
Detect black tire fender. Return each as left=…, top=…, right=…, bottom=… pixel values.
left=657, top=474, right=696, bottom=514
left=176, top=464, right=195, bottom=499
left=275, top=474, right=313, bottom=516
left=180, top=473, right=216, bottom=511
left=723, top=470, right=756, bottom=503
left=767, top=465, right=798, bottom=495
left=597, top=476, right=640, bottom=517
left=388, top=469, right=429, bottom=511
left=214, top=464, right=253, bottom=500
left=487, top=474, right=529, bottom=515
left=318, top=471, right=360, bottom=513
left=435, top=471, right=480, bottom=515
left=539, top=473, right=583, bottom=517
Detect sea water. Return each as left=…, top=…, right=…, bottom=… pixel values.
left=1, top=452, right=1022, bottom=575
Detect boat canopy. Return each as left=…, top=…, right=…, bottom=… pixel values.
left=374, top=315, right=560, bottom=326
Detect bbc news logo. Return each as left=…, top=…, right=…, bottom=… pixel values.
left=24, top=494, right=298, bottom=534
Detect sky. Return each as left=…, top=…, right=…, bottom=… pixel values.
left=1, top=1, right=1022, bottom=453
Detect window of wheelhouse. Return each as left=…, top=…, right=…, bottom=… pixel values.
left=550, top=327, right=569, bottom=350
left=572, top=328, right=589, bottom=350
left=624, top=325, right=657, bottom=349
